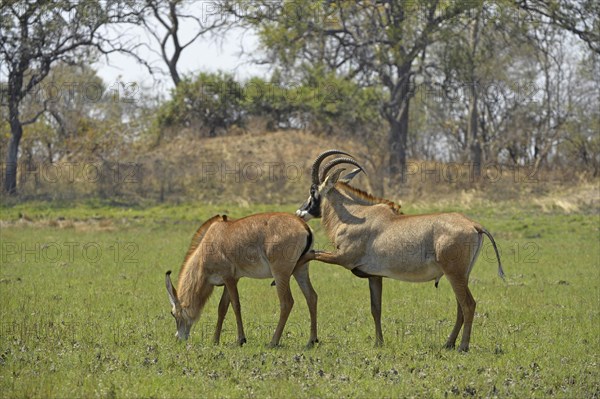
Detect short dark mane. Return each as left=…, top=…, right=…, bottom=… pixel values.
left=180, top=214, right=224, bottom=274
left=338, top=183, right=402, bottom=214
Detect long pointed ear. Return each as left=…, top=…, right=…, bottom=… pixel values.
left=165, top=271, right=179, bottom=307
left=340, top=167, right=364, bottom=183
left=319, top=168, right=346, bottom=192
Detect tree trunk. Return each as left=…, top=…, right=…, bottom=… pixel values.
left=5, top=119, right=23, bottom=195
left=168, top=60, right=181, bottom=87
left=467, top=84, right=482, bottom=179
left=388, top=85, right=411, bottom=181
left=467, top=9, right=482, bottom=179
left=5, top=62, right=25, bottom=194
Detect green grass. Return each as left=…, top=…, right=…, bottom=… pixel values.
left=0, top=203, right=598, bottom=398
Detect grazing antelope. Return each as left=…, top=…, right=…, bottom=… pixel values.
left=165, top=212, right=318, bottom=348
left=296, top=150, right=504, bottom=352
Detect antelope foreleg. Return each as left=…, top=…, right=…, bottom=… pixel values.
left=368, top=276, right=384, bottom=347
left=224, top=278, right=246, bottom=346
left=296, top=250, right=316, bottom=266
left=311, top=251, right=355, bottom=270
left=213, top=288, right=230, bottom=345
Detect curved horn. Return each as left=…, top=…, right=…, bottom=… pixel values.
left=310, top=150, right=354, bottom=185
left=320, top=157, right=365, bottom=183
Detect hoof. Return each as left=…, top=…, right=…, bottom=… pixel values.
left=267, top=342, right=281, bottom=349
left=444, top=342, right=456, bottom=350
left=305, top=338, right=319, bottom=349
left=457, top=345, right=469, bottom=353
left=238, top=338, right=247, bottom=347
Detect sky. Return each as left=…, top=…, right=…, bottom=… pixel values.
left=0, top=4, right=270, bottom=102
left=93, top=14, right=270, bottom=100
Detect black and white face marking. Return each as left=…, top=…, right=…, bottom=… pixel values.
left=296, top=184, right=322, bottom=221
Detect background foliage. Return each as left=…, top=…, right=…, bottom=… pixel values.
left=1, top=0, right=598, bottom=201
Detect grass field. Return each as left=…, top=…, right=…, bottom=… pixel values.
left=0, top=201, right=598, bottom=398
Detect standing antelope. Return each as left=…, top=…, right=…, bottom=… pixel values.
left=165, top=212, right=318, bottom=348
left=296, top=150, right=504, bottom=352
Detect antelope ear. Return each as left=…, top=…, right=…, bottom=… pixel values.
left=165, top=271, right=179, bottom=307
left=320, top=168, right=346, bottom=191
left=340, top=167, right=364, bottom=183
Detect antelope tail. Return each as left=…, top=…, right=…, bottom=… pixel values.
left=476, top=227, right=505, bottom=280
left=300, top=222, right=314, bottom=258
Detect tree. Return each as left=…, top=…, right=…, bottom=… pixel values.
left=0, top=1, right=139, bottom=194
left=244, top=65, right=384, bottom=136
left=512, top=0, right=600, bottom=174
left=5, top=62, right=103, bottom=167
left=561, top=53, right=600, bottom=177
left=229, top=0, right=477, bottom=180
left=517, top=0, right=600, bottom=54
left=134, top=0, right=230, bottom=87
left=156, top=72, right=245, bottom=137
left=423, top=2, right=525, bottom=173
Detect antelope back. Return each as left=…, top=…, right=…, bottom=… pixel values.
left=210, top=212, right=312, bottom=266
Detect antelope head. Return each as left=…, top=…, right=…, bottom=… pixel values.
left=296, top=150, right=365, bottom=221
left=165, top=271, right=193, bottom=340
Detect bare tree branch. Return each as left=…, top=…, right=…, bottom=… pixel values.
left=517, top=0, right=600, bottom=53
left=129, top=0, right=232, bottom=87
left=21, top=100, right=49, bottom=126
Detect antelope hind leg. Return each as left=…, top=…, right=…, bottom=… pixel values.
left=269, top=274, right=294, bottom=348
left=458, top=287, right=476, bottom=352
left=444, top=298, right=464, bottom=349
left=446, top=276, right=476, bottom=352
left=293, top=262, right=319, bottom=348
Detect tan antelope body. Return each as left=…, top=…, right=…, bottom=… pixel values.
left=297, top=151, right=504, bottom=352
left=165, top=212, right=318, bottom=347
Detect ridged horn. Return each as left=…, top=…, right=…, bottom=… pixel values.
left=320, top=157, right=365, bottom=182
left=310, top=150, right=354, bottom=185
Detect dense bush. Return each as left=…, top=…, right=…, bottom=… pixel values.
left=156, top=72, right=246, bottom=137
left=155, top=69, right=383, bottom=138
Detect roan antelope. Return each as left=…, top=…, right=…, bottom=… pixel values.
left=296, top=150, right=504, bottom=352
left=165, top=212, right=318, bottom=348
